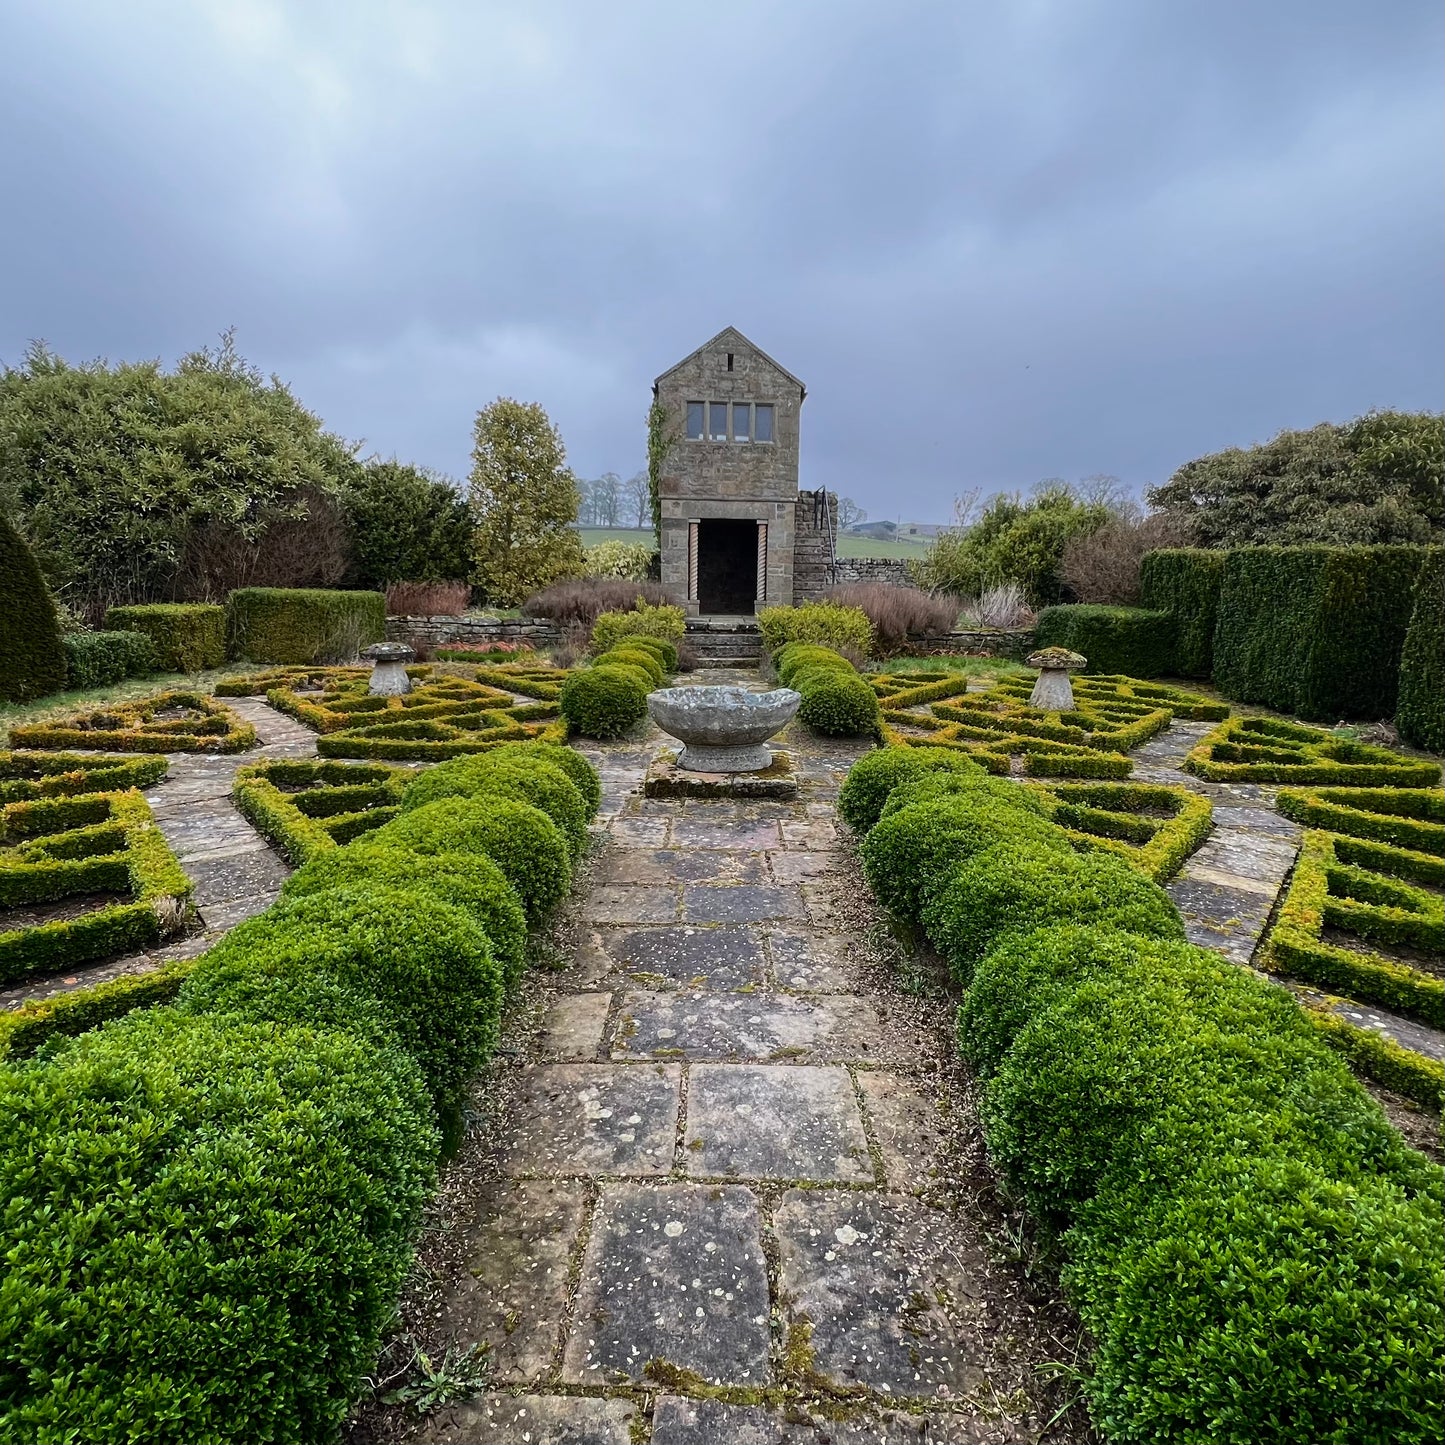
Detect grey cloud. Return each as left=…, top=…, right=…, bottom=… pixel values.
left=1, top=0, right=1439, bottom=517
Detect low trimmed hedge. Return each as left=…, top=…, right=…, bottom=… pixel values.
left=589, top=602, right=685, bottom=657
left=373, top=795, right=571, bottom=928
left=62, top=630, right=156, bottom=689
left=1186, top=716, right=1442, bottom=787
left=0, top=1008, right=437, bottom=1443
left=842, top=746, right=1444, bottom=1442
left=758, top=602, right=874, bottom=656
left=10, top=691, right=257, bottom=756
left=560, top=665, right=648, bottom=739
left=104, top=603, right=225, bottom=673
left=1306, top=1006, right=1445, bottom=1110
left=1275, top=786, right=1445, bottom=856
left=837, top=745, right=987, bottom=834
left=1033, top=604, right=1177, bottom=678
left=0, top=751, right=167, bottom=806
left=225, top=587, right=385, bottom=664
left=0, top=789, right=192, bottom=984
left=232, top=760, right=407, bottom=864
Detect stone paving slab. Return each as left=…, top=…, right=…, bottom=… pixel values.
left=598, top=925, right=769, bottom=989
left=651, top=1397, right=1016, bottom=1444
left=768, top=849, right=844, bottom=884
left=563, top=1182, right=771, bottom=1386
left=499, top=1063, right=682, bottom=1176
left=682, top=884, right=807, bottom=924
left=775, top=1190, right=989, bottom=1398
left=684, top=1064, right=873, bottom=1182
left=856, top=1073, right=949, bottom=1189
left=670, top=817, right=782, bottom=849
left=442, top=1179, right=587, bottom=1382
left=414, top=1392, right=636, bottom=1443
left=537, top=993, right=612, bottom=1060
left=766, top=927, right=853, bottom=992
left=600, top=848, right=769, bottom=885
left=612, top=990, right=880, bottom=1062
left=584, top=884, right=679, bottom=925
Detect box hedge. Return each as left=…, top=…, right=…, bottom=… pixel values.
left=225, top=587, right=385, bottom=664
left=1395, top=547, right=1444, bottom=752
left=589, top=601, right=685, bottom=656
left=0, top=1008, right=437, bottom=1444
left=560, top=665, right=649, bottom=739
left=104, top=603, right=225, bottom=673
left=1212, top=545, right=1427, bottom=720
left=1033, top=604, right=1177, bottom=677
left=1138, top=548, right=1226, bottom=678
left=837, top=745, right=987, bottom=834
left=0, top=511, right=66, bottom=703
left=758, top=601, right=874, bottom=656
left=0, top=751, right=167, bottom=806
left=61, top=630, right=156, bottom=689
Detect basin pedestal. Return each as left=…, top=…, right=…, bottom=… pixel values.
left=362, top=642, right=415, bottom=697
left=644, top=685, right=802, bottom=798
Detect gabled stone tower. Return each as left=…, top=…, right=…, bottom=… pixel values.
left=653, top=327, right=833, bottom=616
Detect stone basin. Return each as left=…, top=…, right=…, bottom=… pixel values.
left=647, top=685, right=801, bottom=772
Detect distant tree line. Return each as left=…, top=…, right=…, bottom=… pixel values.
left=576, top=471, right=651, bottom=529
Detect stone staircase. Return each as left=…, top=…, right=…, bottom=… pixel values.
left=685, top=617, right=762, bottom=667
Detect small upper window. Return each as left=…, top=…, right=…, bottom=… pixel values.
left=685, top=401, right=704, bottom=440
left=708, top=401, right=730, bottom=441
left=726, top=352, right=734, bottom=371
left=754, top=404, right=774, bottom=443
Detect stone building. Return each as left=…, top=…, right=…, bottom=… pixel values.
left=653, top=327, right=835, bottom=616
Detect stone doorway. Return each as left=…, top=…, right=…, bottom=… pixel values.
left=696, top=519, right=758, bottom=615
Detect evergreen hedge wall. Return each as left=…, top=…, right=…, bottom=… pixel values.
left=1033, top=605, right=1176, bottom=677
left=105, top=603, right=226, bottom=673
left=226, top=588, right=385, bottom=665
left=1212, top=546, right=1427, bottom=722
left=0, top=514, right=66, bottom=703
left=1138, top=549, right=1226, bottom=678
left=1395, top=548, right=1444, bottom=753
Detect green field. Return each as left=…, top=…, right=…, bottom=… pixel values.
left=577, top=527, right=931, bottom=560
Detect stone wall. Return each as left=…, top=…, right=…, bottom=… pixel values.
left=912, top=628, right=1037, bottom=659
left=830, top=557, right=912, bottom=587
left=792, top=491, right=839, bottom=604
left=385, top=615, right=562, bottom=649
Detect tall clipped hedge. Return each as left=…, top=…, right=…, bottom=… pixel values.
left=1213, top=546, right=1427, bottom=721
left=1033, top=605, right=1176, bottom=677
left=1395, top=548, right=1444, bottom=752
left=1138, top=548, right=1226, bottom=678
left=226, top=587, right=385, bottom=664
left=0, top=513, right=66, bottom=703
left=105, top=603, right=226, bottom=673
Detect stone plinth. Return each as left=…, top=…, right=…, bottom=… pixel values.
left=362, top=641, right=415, bottom=696
left=647, top=685, right=800, bottom=772
left=644, top=749, right=798, bottom=800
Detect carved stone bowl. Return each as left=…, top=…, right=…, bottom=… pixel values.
left=647, top=685, right=801, bottom=772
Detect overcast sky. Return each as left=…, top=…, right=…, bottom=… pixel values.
left=2, top=1, right=1441, bottom=521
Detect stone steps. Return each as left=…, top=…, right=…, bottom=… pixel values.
left=685, top=618, right=763, bottom=665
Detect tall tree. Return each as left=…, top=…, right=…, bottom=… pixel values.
left=1147, top=411, right=1443, bottom=547
left=592, top=471, right=621, bottom=527
left=342, top=459, right=473, bottom=586
left=469, top=398, right=585, bottom=605
left=625, top=470, right=650, bottom=528
left=837, top=497, right=867, bottom=529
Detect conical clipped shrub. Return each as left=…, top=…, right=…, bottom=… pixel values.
left=0, top=513, right=65, bottom=702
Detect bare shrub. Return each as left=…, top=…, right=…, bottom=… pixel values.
left=385, top=580, right=471, bottom=617
left=522, top=577, right=672, bottom=627
left=550, top=622, right=591, bottom=670
left=174, top=484, right=351, bottom=602
left=674, top=640, right=700, bottom=672
left=959, top=582, right=1034, bottom=630
left=1060, top=510, right=1197, bottom=604
left=826, top=582, right=961, bottom=655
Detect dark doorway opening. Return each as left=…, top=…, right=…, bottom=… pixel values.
left=697, top=519, right=758, bottom=615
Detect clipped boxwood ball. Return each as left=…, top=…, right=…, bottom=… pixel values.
left=602, top=647, right=665, bottom=687
left=837, top=745, right=985, bottom=834
left=0, top=1008, right=437, bottom=1445
left=400, top=743, right=601, bottom=821
left=486, top=741, right=602, bottom=818
left=797, top=672, right=881, bottom=737
left=372, top=795, right=571, bottom=927
left=181, top=884, right=504, bottom=1103
left=616, top=634, right=677, bottom=672
left=879, top=771, right=1054, bottom=823
left=561, top=666, right=648, bottom=739
left=921, top=841, right=1184, bottom=985
left=402, top=755, right=588, bottom=860
left=777, top=645, right=853, bottom=687
left=589, top=656, right=656, bottom=693
left=281, top=843, right=528, bottom=989
left=861, top=793, right=1071, bottom=920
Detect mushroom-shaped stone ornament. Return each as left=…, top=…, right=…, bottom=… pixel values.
left=362, top=641, right=415, bottom=697
left=1026, top=646, right=1086, bottom=711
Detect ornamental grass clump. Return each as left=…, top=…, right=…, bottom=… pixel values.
left=373, top=795, right=570, bottom=927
